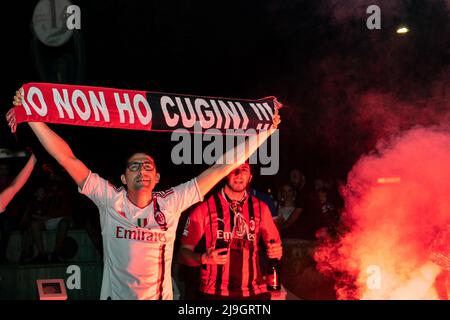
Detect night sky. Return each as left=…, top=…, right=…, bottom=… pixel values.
left=1, top=0, right=449, bottom=190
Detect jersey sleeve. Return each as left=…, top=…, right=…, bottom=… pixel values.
left=163, top=178, right=203, bottom=216
left=180, top=203, right=206, bottom=247
left=0, top=198, right=5, bottom=213
left=79, top=171, right=117, bottom=210
left=260, top=200, right=282, bottom=245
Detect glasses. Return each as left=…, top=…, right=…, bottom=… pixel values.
left=127, top=161, right=155, bottom=172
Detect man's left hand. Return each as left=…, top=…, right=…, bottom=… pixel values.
left=267, top=242, right=283, bottom=260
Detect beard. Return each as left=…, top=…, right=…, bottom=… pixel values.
left=131, top=177, right=153, bottom=191
left=226, top=181, right=248, bottom=193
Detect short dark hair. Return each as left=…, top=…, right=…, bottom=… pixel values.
left=124, top=150, right=156, bottom=171
left=121, top=140, right=160, bottom=173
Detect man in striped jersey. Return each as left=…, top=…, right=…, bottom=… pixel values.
left=15, top=87, right=280, bottom=300
left=179, top=163, right=283, bottom=300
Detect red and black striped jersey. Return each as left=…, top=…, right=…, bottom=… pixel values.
left=181, top=189, right=281, bottom=297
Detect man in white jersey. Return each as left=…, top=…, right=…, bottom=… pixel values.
left=13, top=89, right=280, bottom=300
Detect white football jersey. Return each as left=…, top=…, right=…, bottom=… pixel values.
left=80, top=172, right=203, bottom=300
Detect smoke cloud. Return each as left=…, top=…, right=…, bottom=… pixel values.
left=315, top=127, right=450, bottom=299
left=306, top=0, right=450, bottom=300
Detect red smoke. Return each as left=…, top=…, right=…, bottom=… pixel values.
left=315, top=127, right=450, bottom=299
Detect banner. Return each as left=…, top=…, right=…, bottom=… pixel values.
left=7, top=83, right=281, bottom=134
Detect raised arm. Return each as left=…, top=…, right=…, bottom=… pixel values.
left=196, top=112, right=280, bottom=198
left=13, top=89, right=90, bottom=189
left=28, top=122, right=90, bottom=189
left=0, top=154, right=36, bottom=213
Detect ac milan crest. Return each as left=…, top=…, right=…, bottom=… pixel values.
left=153, top=199, right=167, bottom=230
left=154, top=210, right=167, bottom=226
left=234, top=213, right=248, bottom=238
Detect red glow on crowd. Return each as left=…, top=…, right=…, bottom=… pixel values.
left=315, top=128, right=450, bottom=299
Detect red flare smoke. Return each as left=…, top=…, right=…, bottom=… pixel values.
left=315, top=128, right=450, bottom=299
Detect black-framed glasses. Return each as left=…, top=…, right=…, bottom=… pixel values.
left=127, top=161, right=155, bottom=172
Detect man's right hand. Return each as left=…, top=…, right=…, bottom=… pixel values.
left=202, top=247, right=228, bottom=265
left=12, top=88, right=23, bottom=106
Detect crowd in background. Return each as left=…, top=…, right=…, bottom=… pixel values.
left=0, top=154, right=102, bottom=264
left=0, top=153, right=344, bottom=266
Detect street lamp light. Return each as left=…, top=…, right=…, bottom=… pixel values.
left=396, top=26, right=410, bottom=34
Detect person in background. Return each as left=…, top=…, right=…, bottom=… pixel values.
left=289, top=168, right=305, bottom=200
left=0, top=153, right=36, bottom=263
left=26, top=167, right=74, bottom=263
left=0, top=154, right=36, bottom=214
left=275, top=183, right=297, bottom=230
left=178, top=163, right=283, bottom=300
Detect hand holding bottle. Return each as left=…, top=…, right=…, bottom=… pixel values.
left=266, top=239, right=282, bottom=291
left=267, top=240, right=283, bottom=260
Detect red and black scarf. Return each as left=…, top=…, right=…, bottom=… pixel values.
left=7, top=83, right=282, bottom=134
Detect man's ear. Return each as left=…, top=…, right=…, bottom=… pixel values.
left=156, top=173, right=160, bottom=184
left=249, top=174, right=253, bottom=184
left=120, top=174, right=126, bottom=185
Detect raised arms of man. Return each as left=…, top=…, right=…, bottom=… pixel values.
left=13, top=88, right=280, bottom=197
